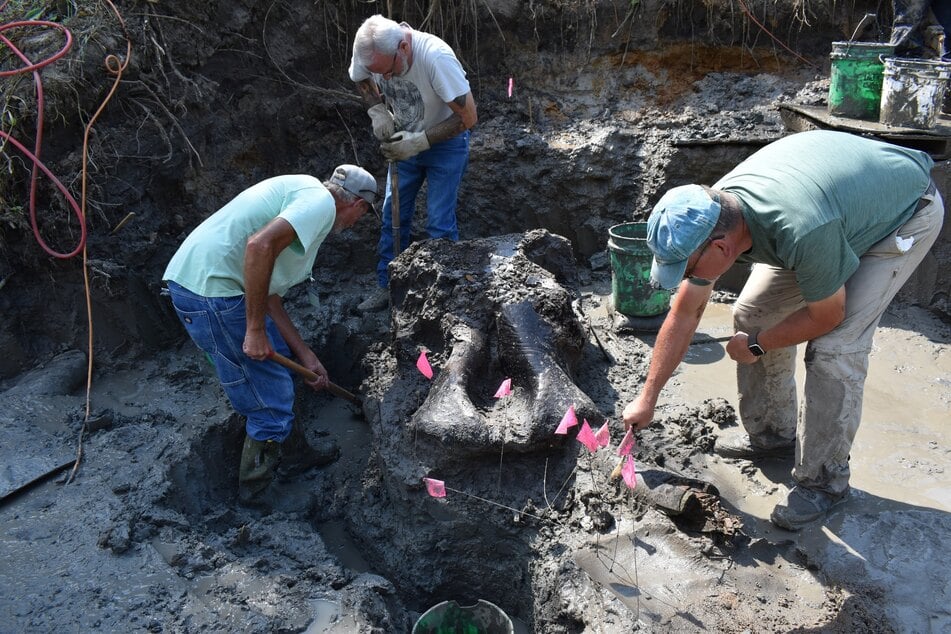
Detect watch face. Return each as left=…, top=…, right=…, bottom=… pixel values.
left=749, top=343, right=766, bottom=356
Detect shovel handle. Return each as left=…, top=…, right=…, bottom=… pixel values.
left=268, top=351, right=360, bottom=404
left=390, top=161, right=401, bottom=255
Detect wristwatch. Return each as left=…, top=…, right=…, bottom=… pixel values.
left=748, top=331, right=766, bottom=357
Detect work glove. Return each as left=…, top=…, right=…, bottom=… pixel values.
left=381, top=130, right=430, bottom=162
left=367, top=104, right=395, bottom=141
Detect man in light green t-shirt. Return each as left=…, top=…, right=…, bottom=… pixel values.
left=163, top=165, right=377, bottom=507
left=621, top=131, right=944, bottom=531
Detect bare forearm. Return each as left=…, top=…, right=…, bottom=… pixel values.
left=757, top=288, right=845, bottom=351
left=243, top=246, right=275, bottom=335
left=641, top=312, right=701, bottom=405
left=241, top=218, right=298, bottom=360
left=426, top=113, right=468, bottom=145
left=426, top=93, right=477, bottom=144
left=757, top=312, right=833, bottom=352
left=623, top=282, right=710, bottom=430
left=641, top=282, right=712, bottom=404
left=355, top=78, right=382, bottom=107
left=266, top=296, right=309, bottom=359
left=266, top=296, right=323, bottom=385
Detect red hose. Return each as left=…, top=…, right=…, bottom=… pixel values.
left=0, top=17, right=84, bottom=258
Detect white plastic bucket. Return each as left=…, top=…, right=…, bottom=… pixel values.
left=879, top=57, right=951, bottom=130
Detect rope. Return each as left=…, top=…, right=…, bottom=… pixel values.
left=0, top=1, right=131, bottom=482
left=69, top=0, right=131, bottom=484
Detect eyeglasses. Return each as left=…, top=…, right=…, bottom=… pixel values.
left=383, top=45, right=402, bottom=78
left=683, top=234, right=722, bottom=281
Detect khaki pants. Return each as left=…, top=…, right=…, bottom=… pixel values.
left=733, top=188, right=945, bottom=495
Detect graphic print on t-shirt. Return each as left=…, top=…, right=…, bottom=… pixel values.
left=381, top=77, right=423, bottom=132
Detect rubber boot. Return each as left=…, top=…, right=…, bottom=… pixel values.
left=238, top=436, right=281, bottom=507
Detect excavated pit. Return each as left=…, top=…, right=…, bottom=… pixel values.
left=3, top=1, right=950, bottom=631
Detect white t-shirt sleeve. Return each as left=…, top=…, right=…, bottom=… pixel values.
left=429, top=52, right=470, bottom=102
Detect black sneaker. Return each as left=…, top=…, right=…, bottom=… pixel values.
left=770, top=485, right=849, bottom=530
left=714, top=432, right=794, bottom=459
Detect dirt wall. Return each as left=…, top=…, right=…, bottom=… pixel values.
left=1, top=0, right=945, bottom=383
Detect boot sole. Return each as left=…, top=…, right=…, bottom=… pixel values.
left=715, top=446, right=795, bottom=459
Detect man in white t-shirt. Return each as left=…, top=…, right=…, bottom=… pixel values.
left=163, top=165, right=377, bottom=506
left=349, top=14, right=478, bottom=311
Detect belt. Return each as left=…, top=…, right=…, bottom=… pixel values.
left=915, top=181, right=937, bottom=212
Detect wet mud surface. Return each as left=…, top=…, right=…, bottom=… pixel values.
left=2, top=0, right=950, bottom=631
left=3, top=245, right=948, bottom=631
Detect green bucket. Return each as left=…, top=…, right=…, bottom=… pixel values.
left=827, top=41, right=894, bottom=120
left=412, top=599, right=513, bottom=634
left=608, top=222, right=671, bottom=317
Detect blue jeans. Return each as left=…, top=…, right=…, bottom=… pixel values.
left=165, top=281, right=294, bottom=442
left=377, top=131, right=470, bottom=287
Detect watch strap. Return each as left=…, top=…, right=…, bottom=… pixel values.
left=748, top=331, right=766, bottom=356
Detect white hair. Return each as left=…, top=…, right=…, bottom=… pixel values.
left=352, top=14, right=405, bottom=68
left=323, top=181, right=358, bottom=204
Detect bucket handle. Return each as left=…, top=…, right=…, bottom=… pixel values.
left=847, top=12, right=876, bottom=45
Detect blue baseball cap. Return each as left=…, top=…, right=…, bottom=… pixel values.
left=646, top=185, right=720, bottom=289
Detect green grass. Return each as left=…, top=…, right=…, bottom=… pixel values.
left=2, top=1, right=79, bottom=22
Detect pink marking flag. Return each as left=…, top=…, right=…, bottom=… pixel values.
left=621, top=455, right=637, bottom=489
left=416, top=350, right=433, bottom=379
left=423, top=477, right=446, bottom=498
left=554, top=404, right=578, bottom=435
left=577, top=419, right=600, bottom=453
left=493, top=378, right=512, bottom=398
left=595, top=421, right=611, bottom=448
left=617, top=428, right=636, bottom=456
left=508, top=76, right=514, bottom=98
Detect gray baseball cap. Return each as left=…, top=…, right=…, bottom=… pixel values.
left=330, top=164, right=378, bottom=205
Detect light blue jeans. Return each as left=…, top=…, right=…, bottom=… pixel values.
left=166, top=281, right=294, bottom=442
left=377, top=131, right=470, bottom=287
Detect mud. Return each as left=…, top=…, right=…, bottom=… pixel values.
left=2, top=0, right=950, bottom=632
left=4, top=247, right=948, bottom=632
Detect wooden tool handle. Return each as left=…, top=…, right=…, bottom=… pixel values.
left=269, top=351, right=360, bottom=404
left=390, top=161, right=401, bottom=255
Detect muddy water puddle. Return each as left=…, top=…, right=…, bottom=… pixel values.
left=308, top=396, right=378, bottom=576
left=305, top=599, right=359, bottom=632
left=671, top=301, right=951, bottom=515
left=316, top=519, right=372, bottom=573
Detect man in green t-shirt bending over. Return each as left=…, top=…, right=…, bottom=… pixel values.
left=163, top=166, right=377, bottom=506
left=621, top=130, right=943, bottom=530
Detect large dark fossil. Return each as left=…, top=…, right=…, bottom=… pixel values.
left=363, top=229, right=605, bottom=478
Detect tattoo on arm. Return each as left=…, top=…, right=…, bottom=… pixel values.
left=426, top=114, right=464, bottom=144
